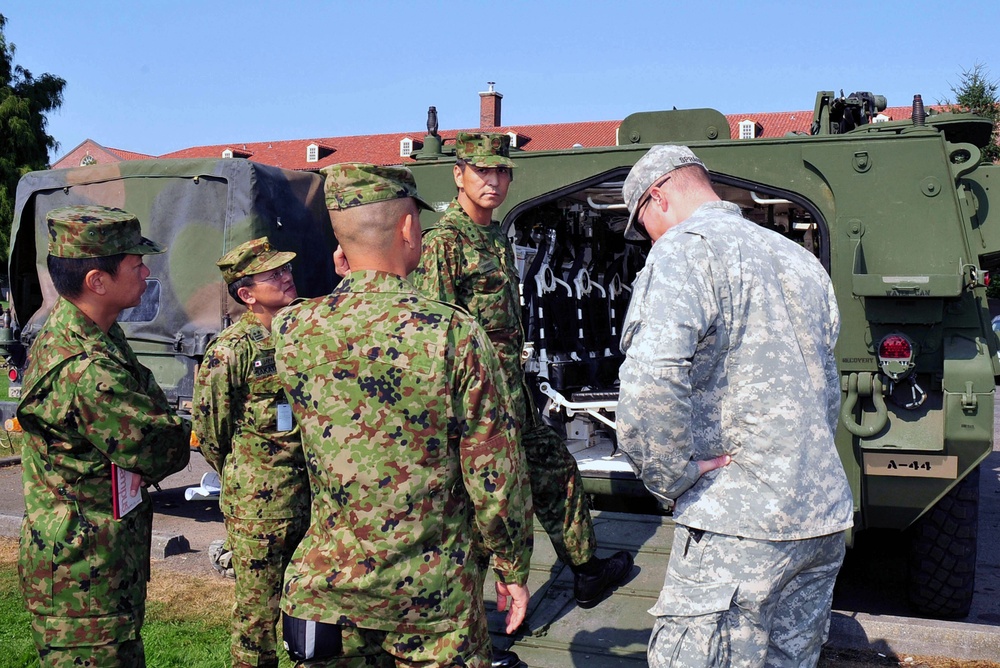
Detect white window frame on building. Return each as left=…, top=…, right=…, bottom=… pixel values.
left=739, top=119, right=756, bottom=140
left=222, top=149, right=234, bottom=159
left=506, top=131, right=518, bottom=148
left=306, top=143, right=320, bottom=163
left=399, top=138, right=413, bottom=158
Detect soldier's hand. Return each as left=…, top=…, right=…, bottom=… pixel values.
left=333, top=245, right=351, bottom=277
left=495, top=581, right=530, bottom=634
left=696, top=454, right=731, bottom=476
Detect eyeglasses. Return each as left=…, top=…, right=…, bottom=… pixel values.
left=254, top=263, right=292, bottom=284
left=634, top=175, right=671, bottom=239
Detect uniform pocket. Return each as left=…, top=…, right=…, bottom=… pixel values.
left=647, top=582, right=736, bottom=668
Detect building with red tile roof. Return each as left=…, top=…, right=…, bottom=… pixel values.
left=51, top=88, right=953, bottom=172
left=54, top=139, right=154, bottom=169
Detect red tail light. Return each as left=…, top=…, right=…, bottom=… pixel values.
left=879, top=334, right=912, bottom=359
left=7, top=367, right=18, bottom=382
left=878, top=333, right=915, bottom=380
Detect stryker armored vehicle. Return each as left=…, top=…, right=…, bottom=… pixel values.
left=405, top=91, right=999, bottom=618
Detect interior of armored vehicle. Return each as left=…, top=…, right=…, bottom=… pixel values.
left=505, top=175, right=823, bottom=476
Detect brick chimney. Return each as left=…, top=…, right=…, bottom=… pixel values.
left=479, top=82, right=502, bottom=128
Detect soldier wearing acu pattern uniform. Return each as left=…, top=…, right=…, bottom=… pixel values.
left=616, top=145, right=854, bottom=667
left=274, top=163, right=532, bottom=667
left=410, top=133, right=634, bottom=626
left=17, top=205, right=191, bottom=667
left=194, top=237, right=309, bottom=668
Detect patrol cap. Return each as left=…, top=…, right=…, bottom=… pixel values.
left=455, top=132, right=516, bottom=169
left=46, top=205, right=165, bottom=259
left=321, top=163, right=432, bottom=212
left=622, top=145, right=706, bottom=241
left=216, top=237, right=297, bottom=284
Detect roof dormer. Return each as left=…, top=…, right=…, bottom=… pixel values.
left=222, top=146, right=253, bottom=159
left=738, top=119, right=762, bottom=139
left=306, top=142, right=336, bottom=163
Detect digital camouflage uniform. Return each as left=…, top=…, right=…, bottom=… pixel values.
left=617, top=149, right=854, bottom=668
left=17, top=205, right=191, bottom=667
left=273, top=163, right=532, bottom=667
left=410, top=134, right=597, bottom=569
left=194, top=237, right=309, bottom=668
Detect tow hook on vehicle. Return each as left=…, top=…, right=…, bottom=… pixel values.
left=841, top=372, right=888, bottom=437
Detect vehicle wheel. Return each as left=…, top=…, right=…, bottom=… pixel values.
left=906, top=466, right=979, bottom=618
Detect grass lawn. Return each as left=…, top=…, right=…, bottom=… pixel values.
left=0, top=536, right=298, bottom=668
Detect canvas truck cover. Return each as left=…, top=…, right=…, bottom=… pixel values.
left=7, top=158, right=337, bottom=409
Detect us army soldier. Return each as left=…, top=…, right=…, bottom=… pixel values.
left=409, top=132, right=633, bottom=621
left=17, top=205, right=191, bottom=667
left=617, top=145, right=853, bottom=666
left=274, top=163, right=532, bottom=667
left=194, top=238, right=310, bottom=668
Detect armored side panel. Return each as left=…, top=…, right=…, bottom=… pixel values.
left=7, top=158, right=336, bottom=411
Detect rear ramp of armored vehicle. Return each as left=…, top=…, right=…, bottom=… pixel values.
left=7, top=158, right=337, bottom=411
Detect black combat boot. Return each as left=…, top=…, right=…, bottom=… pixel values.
left=572, top=550, right=635, bottom=609
left=491, top=646, right=524, bottom=668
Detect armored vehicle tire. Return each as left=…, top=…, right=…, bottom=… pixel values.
left=906, top=466, right=979, bottom=618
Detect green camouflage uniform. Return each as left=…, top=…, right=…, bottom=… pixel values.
left=17, top=205, right=191, bottom=667
left=411, top=134, right=597, bottom=568
left=274, top=163, right=532, bottom=667
left=193, top=237, right=310, bottom=668
left=617, top=147, right=853, bottom=667
left=195, top=310, right=309, bottom=668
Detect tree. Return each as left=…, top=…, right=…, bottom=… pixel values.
left=944, top=63, right=1000, bottom=164
left=0, top=13, right=66, bottom=267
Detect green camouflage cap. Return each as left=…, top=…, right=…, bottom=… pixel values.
left=46, top=205, right=165, bottom=259
left=321, top=162, right=432, bottom=212
left=216, top=237, right=297, bottom=284
left=455, top=132, right=516, bottom=168
left=622, top=145, right=706, bottom=241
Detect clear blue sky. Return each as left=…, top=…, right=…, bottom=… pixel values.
left=5, top=0, right=1000, bottom=163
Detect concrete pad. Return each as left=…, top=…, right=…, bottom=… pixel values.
left=151, top=531, right=190, bottom=559
left=0, top=512, right=21, bottom=537
left=829, top=610, right=1000, bottom=662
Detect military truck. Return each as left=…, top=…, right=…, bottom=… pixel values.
left=405, top=91, right=999, bottom=618
left=0, top=158, right=338, bottom=415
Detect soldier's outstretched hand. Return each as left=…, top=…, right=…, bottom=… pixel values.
left=495, top=581, right=530, bottom=634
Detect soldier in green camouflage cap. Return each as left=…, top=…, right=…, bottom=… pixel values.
left=18, top=204, right=191, bottom=667
left=194, top=237, right=308, bottom=668
left=45, top=204, right=165, bottom=258
left=321, top=161, right=433, bottom=211
left=410, top=133, right=635, bottom=635
left=455, top=131, right=516, bottom=169
left=274, top=163, right=532, bottom=667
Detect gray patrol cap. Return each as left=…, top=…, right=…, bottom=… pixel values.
left=622, top=145, right=706, bottom=241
